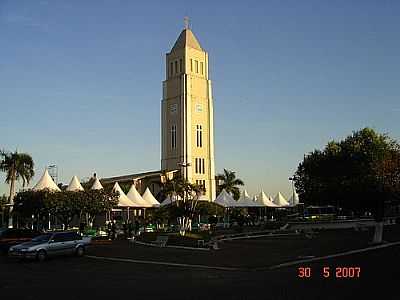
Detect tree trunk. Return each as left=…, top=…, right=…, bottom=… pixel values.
left=8, top=169, right=16, bottom=228
left=372, top=221, right=384, bottom=244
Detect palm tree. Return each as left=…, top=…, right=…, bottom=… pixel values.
left=216, top=169, right=244, bottom=200
left=0, top=150, right=35, bottom=227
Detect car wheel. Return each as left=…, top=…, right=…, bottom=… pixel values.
left=75, top=246, right=85, bottom=257
left=36, top=250, right=47, bottom=262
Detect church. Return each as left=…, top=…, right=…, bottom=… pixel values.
left=101, top=23, right=216, bottom=201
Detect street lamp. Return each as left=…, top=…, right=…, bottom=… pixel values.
left=289, top=177, right=295, bottom=206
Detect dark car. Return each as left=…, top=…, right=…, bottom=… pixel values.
left=0, top=228, right=41, bottom=253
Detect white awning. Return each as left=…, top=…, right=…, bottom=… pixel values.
left=113, top=182, right=137, bottom=208
left=66, top=176, right=84, bottom=192
left=142, top=187, right=160, bottom=207
left=214, top=189, right=238, bottom=208
left=257, top=190, right=278, bottom=207
left=127, top=184, right=152, bottom=208
left=33, top=169, right=61, bottom=192
left=91, top=178, right=103, bottom=190
left=237, top=190, right=259, bottom=207
left=289, top=191, right=299, bottom=205
left=273, top=192, right=290, bottom=207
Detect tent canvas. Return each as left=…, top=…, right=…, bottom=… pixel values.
left=289, top=191, right=300, bottom=205
left=273, top=192, right=290, bottom=207
left=215, top=189, right=237, bottom=208
left=257, top=190, right=278, bottom=207
left=91, top=178, right=103, bottom=190
left=127, top=184, right=152, bottom=208
left=66, top=176, right=84, bottom=192
left=113, top=182, right=137, bottom=207
left=142, top=187, right=161, bottom=207
left=33, top=169, right=61, bottom=192
left=237, top=190, right=259, bottom=207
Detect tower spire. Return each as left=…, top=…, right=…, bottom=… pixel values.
left=184, top=16, right=190, bottom=30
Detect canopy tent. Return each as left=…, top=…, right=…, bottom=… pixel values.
left=142, top=187, right=161, bottom=208
left=273, top=192, right=290, bottom=207
left=91, top=178, right=103, bottom=190
left=237, top=190, right=259, bottom=207
left=288, top=191, right=300, bottom=206
left=214, top=189, right=237, bottom=208
left=112, top=182, right=137, bottom=207
left=127, top=184, right=152, bottom=208
left=33, top=169, right=61, bottom=192
left=160, top=196, right=174, bottom=207
left=66, top=176, right=84, bottom=192
left=257, top=190, right=278, bottom=207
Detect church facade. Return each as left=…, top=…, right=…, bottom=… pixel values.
left=161, top=26, right=216, bottom=200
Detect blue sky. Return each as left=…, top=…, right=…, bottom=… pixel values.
left=1, top=0, right=399, bottom=199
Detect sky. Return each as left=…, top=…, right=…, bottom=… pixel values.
left=1, top=0, right=399, bottom=199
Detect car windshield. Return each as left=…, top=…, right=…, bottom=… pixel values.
left=31, top=233, right=52, bottom=243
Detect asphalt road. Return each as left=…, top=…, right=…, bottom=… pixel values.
left=1, top=243, right=399, bottom=300
left=1, top=226, right=400, bottom=299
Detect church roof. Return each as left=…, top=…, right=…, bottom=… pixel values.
left=171, top=29, right=203, bottom=52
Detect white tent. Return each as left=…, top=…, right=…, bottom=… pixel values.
left=142, top=187, right=161, bottom=207
left=113, top=182, right=137, bottom=207
left=237, top=190, right=258, bottom=207
left=160, top=195, right=174, bottom=206
left=215, top=189, right=237, bottom=208
left=66, top=176, right=84, bottom=192
left=127, top=184, right=152, bottom=208
left=257, top=190, right=278, bottom=207
left=33, top=169, right=61, bottom=192
left=273, top=192, right=290, bottom=207
left=91, top=177, right=103, bottom=190
left=288, top=191, right=300, bottom=205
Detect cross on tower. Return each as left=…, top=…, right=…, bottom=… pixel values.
left=184, top=16, right=190, bottom=30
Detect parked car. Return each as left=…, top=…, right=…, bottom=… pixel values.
left=0, top=228, right=41, bottom=253
left=8, top=231, right=91, bottom=261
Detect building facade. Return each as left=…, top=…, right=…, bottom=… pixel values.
left=161, top=26, right=216, bottom=200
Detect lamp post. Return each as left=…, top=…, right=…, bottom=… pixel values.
left=289, top=177, right=295, bottom=206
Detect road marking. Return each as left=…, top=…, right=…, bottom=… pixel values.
left=220, top=233, right=299, bottom=242
left=269, top=241, right=400, bottom=270
left=86, top=255, right=240, bottom=271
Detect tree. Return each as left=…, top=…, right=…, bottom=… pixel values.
left=216, top=169, right=244, bottom=200
left=160, top=175, right=204, bottom=235
left=13, top=189, right=119, bottom=230
left=0, top=150, right=35, bottom=228
left=294, top=128, right=400, bottom=243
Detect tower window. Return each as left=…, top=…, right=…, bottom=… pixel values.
left=195, top=60, right=198, bottom=73
left=174, top=61, right=178, bottom=74
left=190, top=59, right=193, bottom=72
left=171, top=125, right=177, bottom=149
left=200, top=62, right=203, bottom=75
left=196, top=125, right=203, bottom=147
left=170, top=62, right=173, bottom=76
left=195, top=157, right=205, bottom=174
left=179, top=59, right=183, bottom=73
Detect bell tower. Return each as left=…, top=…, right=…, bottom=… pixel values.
left=161, top=21, right=216, bottom=201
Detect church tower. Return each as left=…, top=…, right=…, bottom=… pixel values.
left=161, top=22, right=216, bottom=201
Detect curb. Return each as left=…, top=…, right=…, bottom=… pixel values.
left=268, top=240, right=400, bottom=270
left=133, top=240, right=210, bottom=251
left=86, top=255, right=239, bottom=271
